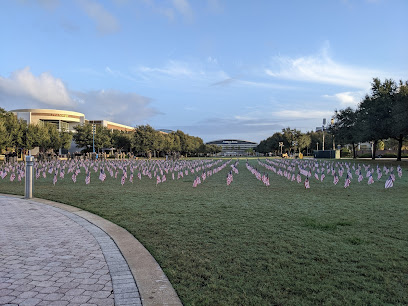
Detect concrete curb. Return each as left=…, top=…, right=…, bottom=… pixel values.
left=1, top=193, right=182, bottom=306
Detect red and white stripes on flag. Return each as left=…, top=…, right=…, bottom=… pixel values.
left=333, top=175, right=339, bottom=185
left=344, top=176, right=350, bottom=188
left=385, top=176, right=394, bottom=188
left=85, top=172, right=90, bottom=185
left=227, top=172, right=233, bottom=186
left=304, top=178, right=310, bottom=189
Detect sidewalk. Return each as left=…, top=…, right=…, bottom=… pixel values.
left=0, top=195, right=181, bottom=306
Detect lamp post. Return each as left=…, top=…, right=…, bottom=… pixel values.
left=279, top=142, right=283, bottom=156
left=25, top=156, right=34, bottom=199
left=92, top=124, right=96, bottom=153
left=322, top=118, right=326, bottom=151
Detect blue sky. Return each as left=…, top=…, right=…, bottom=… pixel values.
left=1, top=0, right=407, bottom=142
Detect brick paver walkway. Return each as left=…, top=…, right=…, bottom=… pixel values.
left=0, top=195, right=141, bottom=306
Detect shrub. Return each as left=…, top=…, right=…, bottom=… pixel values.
left=341, top=148, right=351, bottom=157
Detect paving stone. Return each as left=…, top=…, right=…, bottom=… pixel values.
left=0, top=296, right=15, bottom=304
left=65, top=288, right=85, bottom=296
left=18, top=291, right=39, bottom=299
left=0, top=197, right=141, bottom=306
left=18, top=297, right=42, bottom=306
left=68, top=295, right=91, bottom=304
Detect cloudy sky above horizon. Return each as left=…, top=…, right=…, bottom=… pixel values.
left=1, top=0, right=407, bottom=142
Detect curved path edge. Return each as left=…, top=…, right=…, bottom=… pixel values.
left=1, top=193, right=182, bottom=306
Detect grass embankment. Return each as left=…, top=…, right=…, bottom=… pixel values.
left=1, top=159, right=407, bottom=305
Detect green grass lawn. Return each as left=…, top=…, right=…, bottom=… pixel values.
left=1, top=158, right=408, bottom=305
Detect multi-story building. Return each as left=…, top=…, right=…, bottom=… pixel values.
left=11, top=108, right=136, bottom=154
left=87, top=120, right=134, bottom=132
left=11, top=109, right=85, bottom=132
left=206, top=139, right=258, bottom=156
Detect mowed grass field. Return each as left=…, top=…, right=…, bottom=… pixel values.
left=1, top=158, right=407, bottom=305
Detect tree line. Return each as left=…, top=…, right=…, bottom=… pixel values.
left=0, top=108, right=221, bottom=158
left=73, top=124, right=221, bottom=157
left=0, top=108, right=72, bottom=154
left=257, top=78, right=408, bottom=161
left=331, top=78, right=408, bottom=161
left=256, top=127, right=326, bottom=157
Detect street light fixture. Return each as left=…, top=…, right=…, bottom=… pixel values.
left=322, top=118, right=326, bottom=151
left=92, top=124, right=96, bottom=153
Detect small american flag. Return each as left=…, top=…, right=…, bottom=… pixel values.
left=358, top=171, right=363, bottom=183
left=397, top=166, right=402, bottom=178
left=121, top=175, right=126, bottom=185
left=304, top=177, right=310, bottom=189
left=53, top=173, right=57, bottom=185
left=99, top=169, right=106, bottom=182
left=227, top=172, right=233, bottom=185
left=344, top=176, right=350, bottom=188
left=333, top=174, right=339, bottom=185
left=385, top=176, right=393, bottom=188
left=85, top=172, right=90, bottom=185
left=368, top=175, right=374, bottom=185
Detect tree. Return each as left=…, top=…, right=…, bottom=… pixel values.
left=133, top=125, right=157, bottom=157
left=0, top=108, right=25, bottom=152
left=392, top=80, right=408, bottom=161
left=256, top=132, right=284, bottom=155
left=330, top=107, right=361, bottom=158
left=359, top=78, right=398, bottom=159
left=60, top=129, right=73, bottom=150
left=73, top=123, right=111, bottom=152
left=112, top=130, right=132, bottom=152
left=73, top=123, right=93, bottom=151
left=298, top=134, right=311, bottom=154
left=282, top=127, right=301, bottom=155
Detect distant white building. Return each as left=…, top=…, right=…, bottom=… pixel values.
left=11, top=108, right=136, bottom=154
left=206, top=139, right=258, bottom=156
left=12, top=108, right=85, bottom=132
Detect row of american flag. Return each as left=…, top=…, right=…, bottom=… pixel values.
left=253, top=159, right=402, bottom=189
left=0, top=158, right=403, bottom=189
left=0, top=159, right=235, bottom=187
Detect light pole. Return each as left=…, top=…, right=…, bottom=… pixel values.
left=92, top=124, right=96, bottom=153
left=279, top=142, right=283, bottom=156
left=331, top=118, right=335, bottom=150
left=25, top=156, right=34, bottom=199
left=322, top=118, right=326, bottom=151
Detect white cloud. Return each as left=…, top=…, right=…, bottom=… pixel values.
left=0, top=68, right=159, bottom=125
left=172, top=0, right=193, bottom=22
left=0, top=67, right=74, bottom=108
left=77, top=0, right=120, bottom=34
left=272, top=109, right=333, bottom=119
left=323, top=91, right=363, bottom=107
left=265, top=44, right=379, bottom=89
left=73, top=89, right=160, bottom=125
left=139, top=61, right=194, bottom=78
